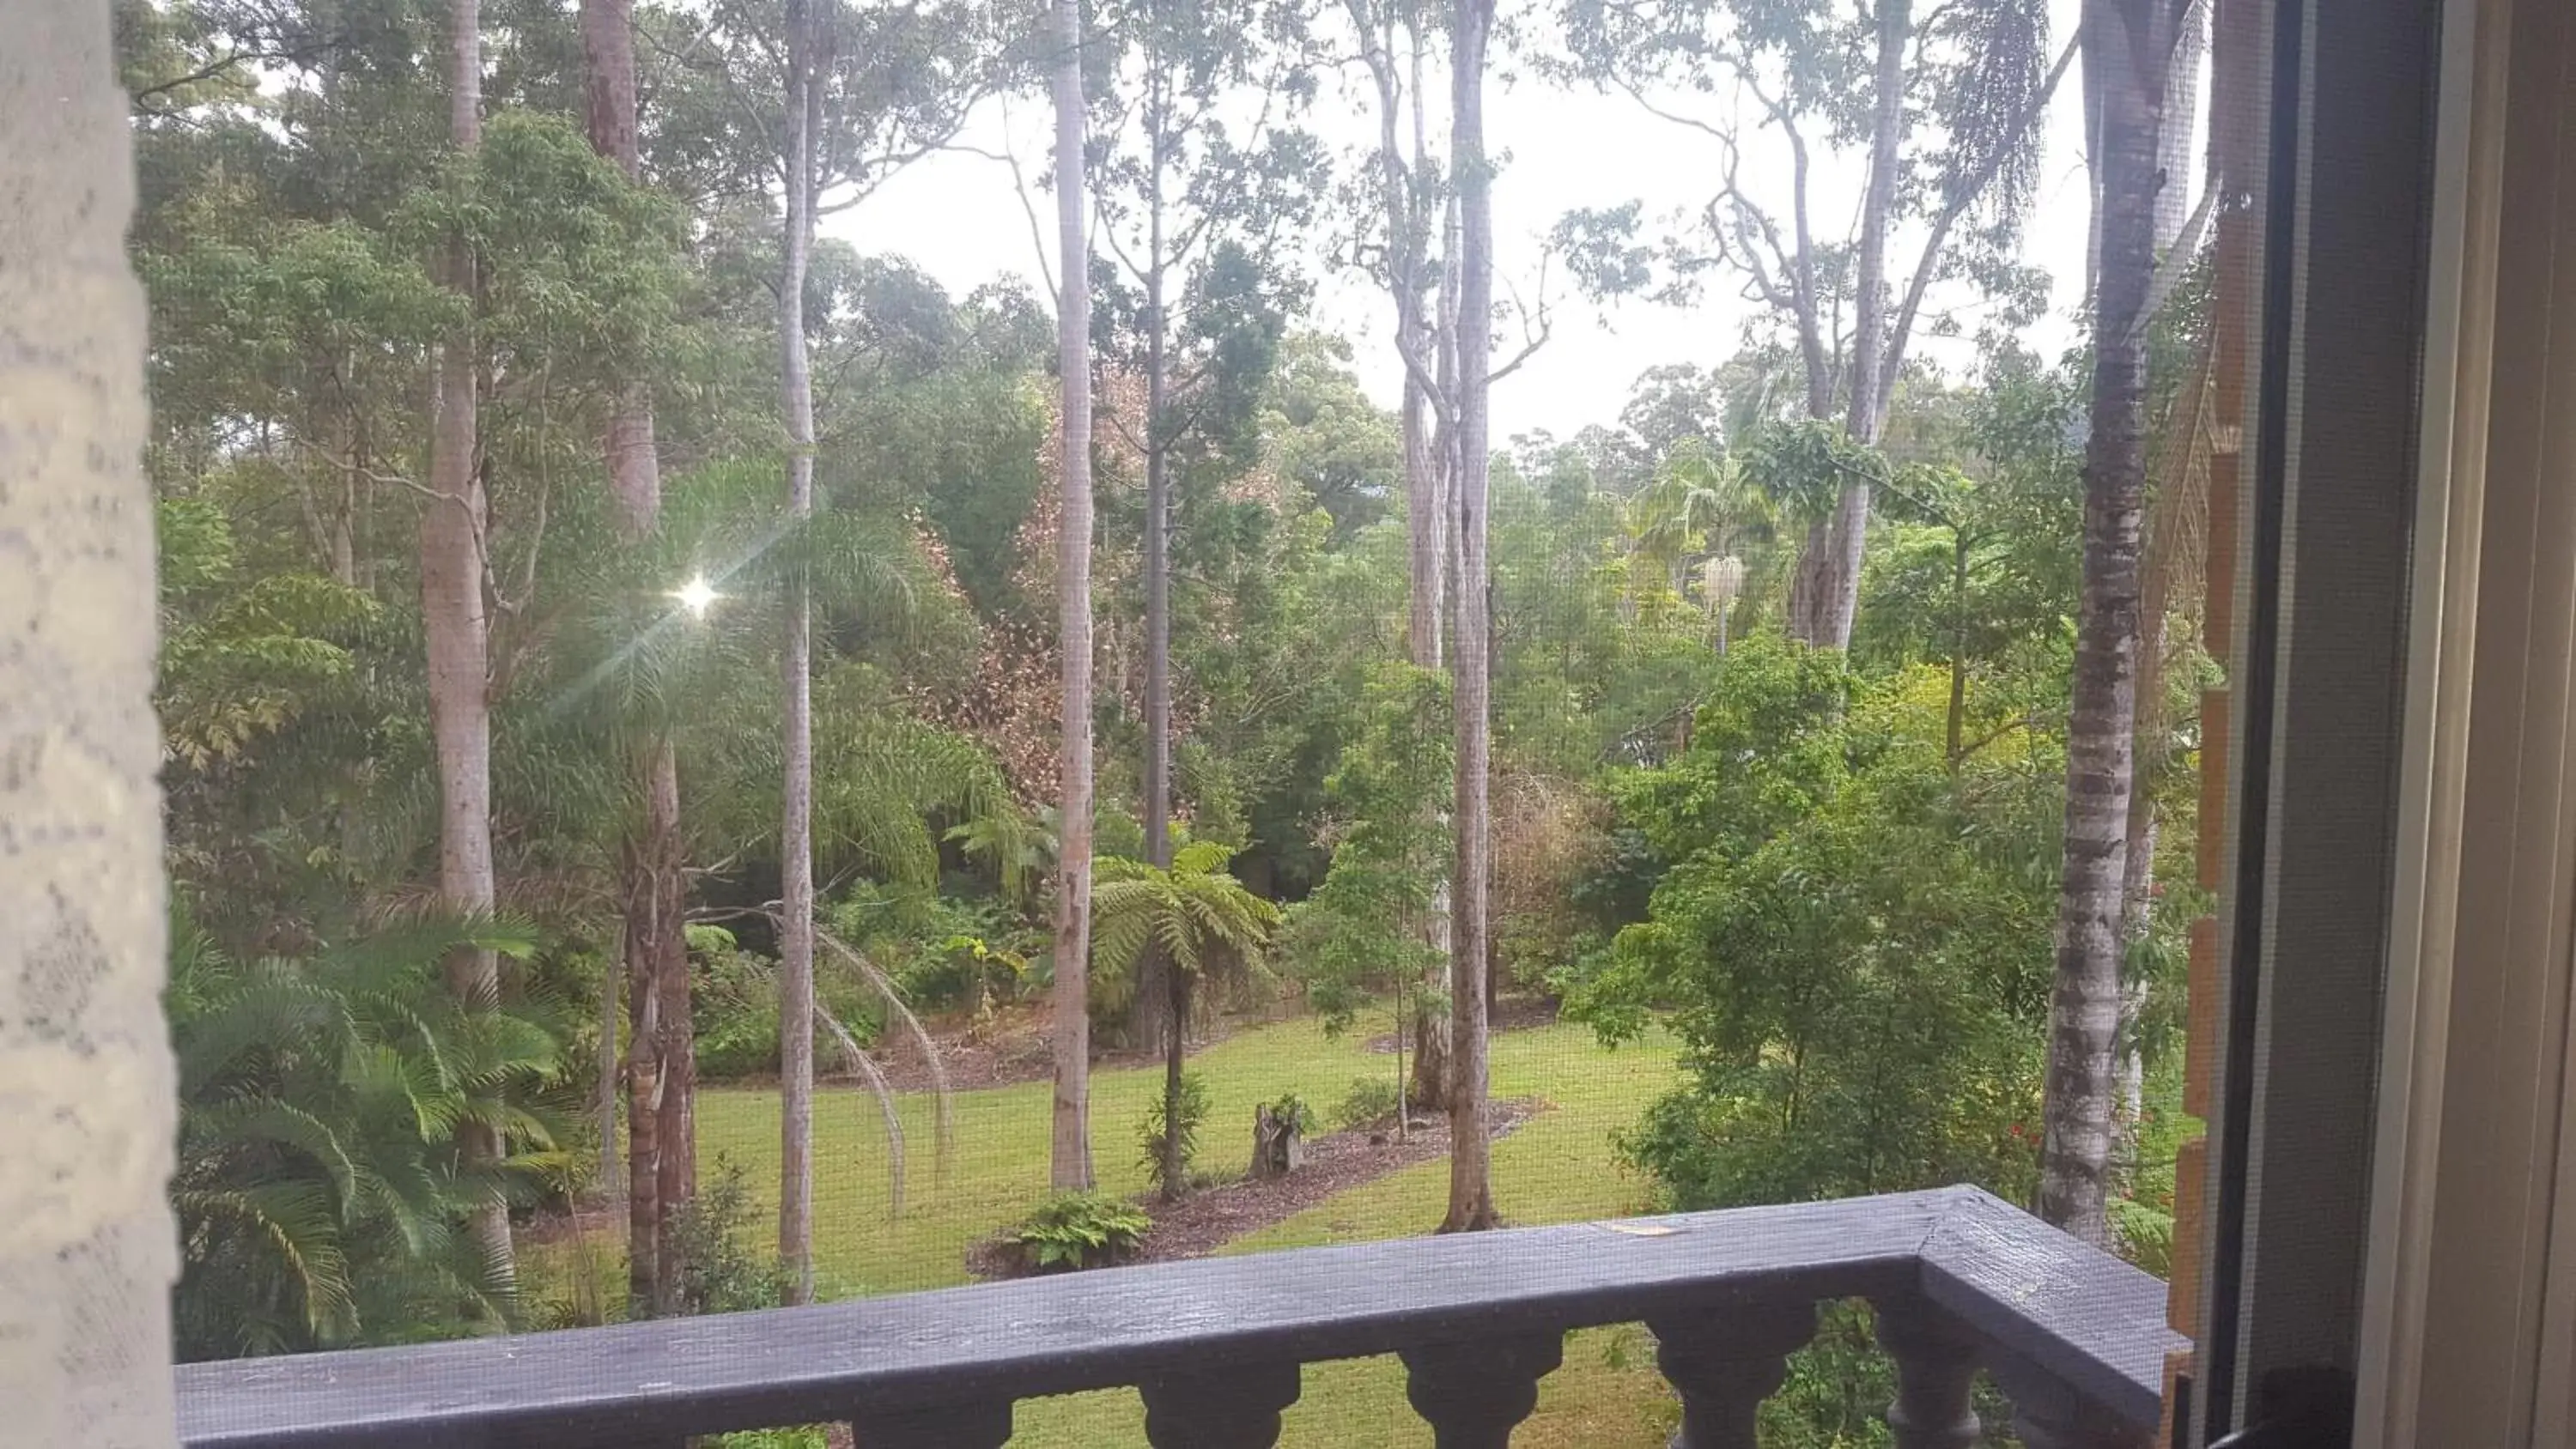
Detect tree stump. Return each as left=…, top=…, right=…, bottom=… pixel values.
left=1251, top=1106, right=1303, bottom=1180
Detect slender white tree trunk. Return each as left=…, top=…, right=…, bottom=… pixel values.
left=777, top=0, right=821, bottom=1303
left=1133, top=106, right=1177, bottom=1055
left=423, top=0, right=513, bottom=1286
left=1787, top=0, right=1907, bottom=652
left=1363, top=16, right=1455, bottom=1117
left=1417, top=183, right=1464, bottom=1118
left=1048, top=0, right=1098, bottom=1191
left=1, top=8, right=178, bottom=1440
left=1442, top=0, right=1498, bottom=1234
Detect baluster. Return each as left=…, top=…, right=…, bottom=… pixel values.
left=1140, top=1360, right=1303, bottom=1447
left=1986, top=1349, right=2154, bottom=1449
left=1648, top=1294, right=1819, bottom=1449
left=855, top=1399, right=1015, bottom=1448
left=1400, top=1332, right=1564, bottom=1448
left=1870, top=1294, right=1981, bottom=1449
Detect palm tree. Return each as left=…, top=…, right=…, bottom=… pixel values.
left=167, top=906, right=565, bottom=1361
left=525, top=459, right=958, bottom=1313
left=2039, top=0, right=2172, bottom=1248
left=1090, top=841, right=1283, bottom=1199
left=1626, top=445, right=1773, bottom=650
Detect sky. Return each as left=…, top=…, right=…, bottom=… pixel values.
left=825, top=0, right=2146, bottom=442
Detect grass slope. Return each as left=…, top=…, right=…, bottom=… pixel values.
left=586, top=1006, right=1684, bottom=1446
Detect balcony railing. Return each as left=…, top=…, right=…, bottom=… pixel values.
left=173, top=1184, right=2180, bottom=1448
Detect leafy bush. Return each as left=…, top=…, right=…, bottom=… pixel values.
left=690, top=924, right=884, bottom=1082
left=828, top=884, right=1044, bottom=1015
left=1334, top=1075, right=1404, bottom=1131
left=1261, top=1090, right=1317, bottom=1135
left=1139, top=1070, right=1213, bottom=1194
left=690, top=927, right=784, bottom=1081
left=1583, top=646, right=2052, bottom=1210
left=1281, top=664, right=1452, bottom=1034
left=1010, top=1192, right=1151, bottom=1273
left=665, top=1155, right=787, bottom=1317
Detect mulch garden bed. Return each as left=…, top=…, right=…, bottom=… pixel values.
left=965, top=1095, right=1551, bottom=1280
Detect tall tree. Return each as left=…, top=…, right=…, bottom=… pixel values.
left=2038, top=0, right=2169, bottom=1247
left=1048, top=0, right=1100, bottom=1192
left=577, top=0, right=688, bottom=1317
left=665, top=0, right=994, bottom=1296
left=1091, top=0, right=1317, bottom=1055
left=1562, top=0, right=2069, bottom=648
left=1349, top=0, right=1457, bottom=1115
left=1442, top=0, right=1498, bottom=1234
left=775, top=0, right=823, bottom=1307
left=422, top=0, right=513, bottom=1285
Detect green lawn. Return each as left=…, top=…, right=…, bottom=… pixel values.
left=570, top=1004, right=1687, bottom=1446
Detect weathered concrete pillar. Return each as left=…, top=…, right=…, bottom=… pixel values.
left=0, top=4, right=177, bottom=1446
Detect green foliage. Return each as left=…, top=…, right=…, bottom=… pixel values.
left=168, top=903, right=567, bottom=1360
left=826, top=885, right=1047, bottom=1018
left=157, top=498, right=384, bottom=772
left=1283, top=664, right=1452, bottom=1032
left=1334, top=1075, right=1406, bottom=1131
left=1574, top=644, right=2056, bottom=1211
left=1010, top=1193, right=1155, bottom=1273
left=1261, top=1090, right=1317, bottom=1136
left=663, top=1157, right=788, bottom=1317
left=397, top=111, right=684, bottom=388
left=689, top=925, right=885, bottom=1082
left=1265, top=333, right=1404, bottom=538
left=1737, top=420, right=1893, bottom=527
left=1090, top=840, right=1284, bottom=1022
left=1139, top=1070, right=1216, bottom=1195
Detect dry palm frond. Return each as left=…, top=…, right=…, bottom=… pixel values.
left=2136, top=328, right=2217, bottom=769
left=807, top=917, right=957, bottom=1188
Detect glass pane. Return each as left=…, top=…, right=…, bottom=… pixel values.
left=97, top=0, right=2268, bottom=1440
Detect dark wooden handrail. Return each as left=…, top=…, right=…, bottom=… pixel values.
left=174, top=1185, right=2182, bottom=1448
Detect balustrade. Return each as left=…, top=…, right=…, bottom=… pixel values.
left=176, top=1185, right=2176, bottom=1449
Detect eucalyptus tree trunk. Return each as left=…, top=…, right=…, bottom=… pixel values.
left=0, top=10, right=178, bottom=1440
left=1784, top=0, right=1907, bottom=651
left=423, top=0, right=513, bottom=1287
left=1357, top=10, right=1454, bottom=1118
left=1132, top=91, right=1177, bottom=1057
left=2039, top=0, right=2165, bottom=1249
left=1406, top=48, right=1455, bottom=1119
left=776, top=0, right=822, bottom=1304
left=1416, top=184, right=1465, bottom=1120
left=580, top=0, right=676, bottom=1263
left=1441, top=0, right=1498, bottom=1234
left=1048, top=0, right=1099, bottom=1192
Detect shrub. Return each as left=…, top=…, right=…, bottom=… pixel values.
left=1261, top=1090, right=1316, bottom=1135
left=1334, top=1075, right=1404, bottom=1131
left=1139, top=1070, right=1213, bottom=1194
left=829, top=884, right=1044, bottom=1015
left=690, top=925, right=884, bottom=1082
left=1010, top=1192, right=1151, bottom=1273
left=665, top=1155, right=786, bottom=1316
